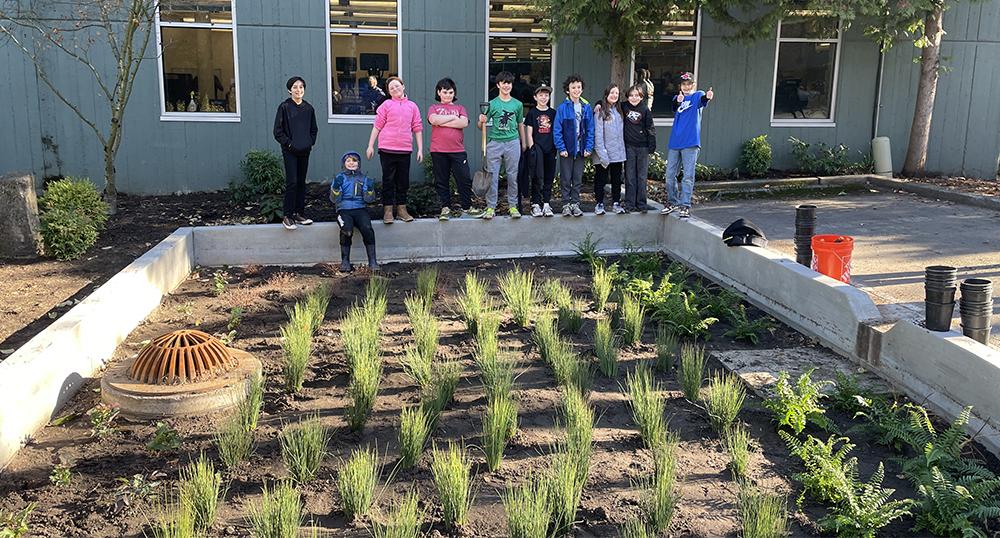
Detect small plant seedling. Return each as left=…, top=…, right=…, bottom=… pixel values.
left=175, top=301, right=194, bottom=318
left=88, top=403, right=120, bottom=438
left=147, top=421, right=182, bottom=452
left=227, top=306, right=244, bottom=332
left=114, top=471, right=166, bottom=514
left=49, top=464, right=72, bottom=487
left=0, top=503, right=36, bottom=538
left=212, top=270, right=227, bottom=296
left=571, top=232, right=602, bottom=266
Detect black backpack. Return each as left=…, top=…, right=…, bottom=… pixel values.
left=722, top=218, right=767, bottom=248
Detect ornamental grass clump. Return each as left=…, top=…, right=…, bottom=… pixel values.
left=654, top=326, right=678, bottom=373
left=619, top=518, right=652, bottom=538
left=474, top=309, right=502, bottom=364
left=238, top=372, right=265, bottom=432
left=279, top=415, right=328, bottom=483
left=431, top=442, right=474, bottom=530
left=337, top=447, right=379, bottom=522
left=423, top=360, right=462, bottom=417
left=416, top=265, right=438, bottom=309
left=619, top=292, right=645, bottom=347
left=478, top=349, right=517, bottom=401
left=303, top=283, right=331, bottom=333
left=346, top=353, right=382, bottom=432
left=561, top=389, right=594, bottom=483
left=400, top=345, right=433, bottom=392
left=639, top=438, right=680, bottom=534
left=499, top=266, right=536, bottom=327
left=591, top=262, right=614, bottom=312
left=372, top=491, right=424, bottom=538
left=280, top=309, right=313, bottom=394
left=540, top=277, right=570, bottom=305
left=704, top=371, right=747, bottom=435
left=178, top=453, right=222, bottom=532
left=626, top=364, right=667, bottom=449
left=215, top=413, right=254, bottom=470
left=398, top=405, right=433, bottom=469
left=457, top=271, right=491, bottom=335
left=364, top=276, right=389, bottom=323
left=593, top=317, right=620, bottom=378
left=546, top=448, right=586, bottom=536
left=556, top=294, right=584, bottom=334
left=724, top=423, right=752, bottom=481
left=148, top=493, right=195, bottom=538
left=341, top=304, right=381, bottom=375
left=244, top=481, right=302, bottom=538
left=533, top=314, right=560, bottom=365
left=678, top=343, right=707, bottom=402
left=503, top=477, right=550, bottom=538
left=405, top=294, right=438, bottom=362
left=483, top=394, right=519, bottom=471
left=738, top=486, right=789, bottom=538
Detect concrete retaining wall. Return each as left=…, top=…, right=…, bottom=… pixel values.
left=0, top=229, right=194, bottom=470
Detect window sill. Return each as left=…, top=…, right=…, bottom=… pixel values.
left=770, top=120, right=836, bottom=128
left=160, top=113, right=241, bottom=123
left=328, top=115, right=376, bottom=124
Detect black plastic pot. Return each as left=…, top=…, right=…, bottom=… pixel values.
left=925, top=300, right=956, bottom=332
left=962, top=326, right=991, bottom=345
left=925, top=287, right=957, bottom=304
left=959, top=312, right=992, bottom=330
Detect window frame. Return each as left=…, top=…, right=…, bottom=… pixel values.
left=325, top=1, right=403, bottom=124
left=628, top=10, right=701, bottom=128
left=154, top=0, right=241, bottom=123
left=769, top=15, right=842, bottom=128
left=484, top=1, right=557, bottom=104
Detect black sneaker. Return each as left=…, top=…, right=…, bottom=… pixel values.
left=679, top=207, right=690, bottom=219
left=293, top=213, right=313, bottom=225
left=282, top=216, right=297, bottom=230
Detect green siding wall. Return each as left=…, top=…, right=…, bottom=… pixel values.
left=1, top=0, right=998, bottom=194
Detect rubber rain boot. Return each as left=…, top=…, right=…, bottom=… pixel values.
left=339, top=244, right=353, bottom=272
left=366, top=244, right=379, bottom=272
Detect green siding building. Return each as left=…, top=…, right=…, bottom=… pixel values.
left=2, top=0, right=998, bottom=194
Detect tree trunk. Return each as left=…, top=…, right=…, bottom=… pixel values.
left=103, top=145, right=118, bottom=214
left=610, top=51, right=631, bottom=88
left=901, top=7, right=944, bottom=177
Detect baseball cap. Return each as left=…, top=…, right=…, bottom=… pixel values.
left=679, top=72, right=694, bottom=81
left=534, top=85, right=553, bottom=95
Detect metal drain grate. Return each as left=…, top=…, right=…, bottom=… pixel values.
left=129, top=330, right=238, bottom=385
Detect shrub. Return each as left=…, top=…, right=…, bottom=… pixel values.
left=498, top=266, right=536, bottom=328
left=593, top=317, right=620, bottom=378
left=398, top=405, right=433, bottom=469
left=678, top=343, right=706, bottom=401
left=738, top=486, right=789, bottom=538
left=233, top=149, right=284, bottom=202
left=372, top=491, right=423, bottom=538
left=431, top=442, right=474, bottom=529
left=503, top=478, right=550, bottom=538
left=704, top=371, right=746, bottom=434
left=654, top=326, right=678, bottom=373
left=626, top=365, right=667, bottom=449
left=280, top=416, right=328, bottom=483
left=178, top=453, right=222, bottom=532
left=739, top=135, right=772, bottom=178
left=405, top=180, right=439, bottom=217
left=338, top=447, right=379, bottom=521
left=40, top=208, right=100, bottom=261
left=788, top=136, right=871, bottom=176
left=763, top=368, right=834, bottom=434
left=483, top=394, right=518, bottom=471
left=39, top=177, right=108, bottom=229
left=619, top=292, right=645, bottom=347
left=244, top=481, right=302, bottom=538
left=647, top=151, right=666, bottom=181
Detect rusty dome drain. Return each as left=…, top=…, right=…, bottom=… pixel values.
left=101, top=329, right=262, bottom=418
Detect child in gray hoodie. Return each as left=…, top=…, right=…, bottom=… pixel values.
left=592, top=83, right=626, bottom=215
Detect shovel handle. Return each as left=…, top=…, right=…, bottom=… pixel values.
left=481, top=121, right=487, bottom=158
left=479, top=101, right=490, bottom=159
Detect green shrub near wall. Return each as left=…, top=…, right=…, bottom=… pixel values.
left=38, top=177, right=108, bottom=260
left=232, top=149, right=285, bottom=222
left=739, top=135, right=772, bottom=178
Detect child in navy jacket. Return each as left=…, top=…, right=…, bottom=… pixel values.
left=553, top=74, right=594, bottom=217
left=331, top=152, right=378, bottom=272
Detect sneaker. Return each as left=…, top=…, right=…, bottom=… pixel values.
left=612, top=202, right=626, bottom=214
left=531, top=204, right=543, bottom=217
left=484, top=207, right=495, bottom=220
left=542, top=203, right=554, bottom=217
left=439, top=207, right=451, bottom=221
left=293, top=213, right=313, bottom=225
left=562, top=204, right=573, bottom=217
left=509, top=207, right=521, bottom=218
left=463, top=208, right=484, bottom=218
left=282, top=216, right=297, bottom=230
left=679, top=207, right=690, bottom=219
left=571, top=203, right=583, bottom=217
left=594, top=203, right=605, bottom=215
left=639, top=204, right=651, bottom=214
left=660, top=205, right=678, bottom=215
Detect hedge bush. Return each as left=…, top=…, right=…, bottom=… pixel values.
left=739, top=135, right=772, bottom=178
left=232, top=149, right=285, bottom=221
left=39, top=177, right=108, bottom=230
left=38, top=177, right=107, bottom=260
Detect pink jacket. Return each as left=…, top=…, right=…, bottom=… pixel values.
left=374, top=97, right=422, bottom=152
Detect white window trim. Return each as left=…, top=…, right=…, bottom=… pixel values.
left=484, top=3, right=556, bottom=104
left=769, top=18, right=842, bottom=127
left=154, top=1, right=241, bottom=122
left=628, top=10, right=701, bottom=128
left=326, top=4, right=403, bottom=124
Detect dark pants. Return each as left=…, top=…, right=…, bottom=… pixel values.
left=431, top=151, right=473, bottom=210
left=624, top=146, right=650, bottom=210
left=517, top=147, right=557, bottom=207
left=282, top=150, right=309, bottom=216
left=338, top=208, right=376, bottom=247
left=594, top=161, right=623, bottom=206
left=379, top=150, right=411, bottom=206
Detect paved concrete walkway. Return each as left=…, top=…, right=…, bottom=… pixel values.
left=692, top=190, right=1000, bottom=348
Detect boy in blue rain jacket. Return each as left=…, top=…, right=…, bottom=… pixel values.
left=330, top=151, right=378, bottom=272
left=553, top=74, right=594, bottom=217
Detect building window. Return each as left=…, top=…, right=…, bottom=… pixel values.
left=327, top=0, right=400, bottom=120
left=156, top=0, right=239, bottom=121
left=633, top=12, right=700, bottom=123
left=487, top=0, right=552, bottom=108
left=771, top=13, right=841, bottom=125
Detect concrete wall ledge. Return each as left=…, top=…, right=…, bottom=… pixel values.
left=867, top=177, right=1000, bottom=212
left=0, top=229, right=194, bottom=471
left=695, top=174, right=871, bottom=193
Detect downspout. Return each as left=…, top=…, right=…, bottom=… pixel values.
left=871, top=48, right=886, bottom=140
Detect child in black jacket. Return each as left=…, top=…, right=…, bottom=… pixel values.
left=621, top=84, right=657, bottom=213
left=273, top=76, right=318, bottom=230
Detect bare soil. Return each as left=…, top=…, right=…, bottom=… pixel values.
left=0, top=256, right=954, bottom=537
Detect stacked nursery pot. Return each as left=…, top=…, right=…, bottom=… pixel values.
left=924, top=265, right=958, bottom=331
left=959, top=278, right=993, bottom=344
left=794, top=205, right=817, bottom=267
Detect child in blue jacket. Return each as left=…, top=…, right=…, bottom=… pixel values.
left=330, top=151, right=378, bottom=272
left=553, top=74, right=594, bottom=217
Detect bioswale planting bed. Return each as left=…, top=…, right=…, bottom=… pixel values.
left=2, top=249, right=999, bottom=537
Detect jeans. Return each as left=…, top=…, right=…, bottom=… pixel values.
left=379, top=150, right=411, bottom=206
left=281, top=150, right=309, bottom=216
left=665, top=147, right=700, bottom=208
left=624, top=146, right=650, bottom=210
left=486, top=139, right=521, bottom=209
left=431, top=151, right=473, bottom=210
left=594, top=161, right=623, bottom=206
left=559, top=155, right=585, bottom=204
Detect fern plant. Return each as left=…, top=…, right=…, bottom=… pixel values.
left=780, top=431, right=856, bottom=506
left=913, top=466, right=1000, bottom=538
left=897, top=405, right=973, bottom=482
left=763, top=368, right=834, bottom=435
left=818, top=462, right=914, bottom=538
left=723, top=304, right=774, bottom=345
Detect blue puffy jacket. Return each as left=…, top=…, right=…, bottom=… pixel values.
left=330, top=170, right=375, bottom=210
left=553, top=98, right=595, bottom=157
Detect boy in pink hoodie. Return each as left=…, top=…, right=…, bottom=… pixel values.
left=366, top=76, right=424, bottom=224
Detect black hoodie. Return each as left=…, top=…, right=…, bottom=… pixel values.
left=621, top=100, right=656, bottom=152
left=273, top=98, right=318, bottom=156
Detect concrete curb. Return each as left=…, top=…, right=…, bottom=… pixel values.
left=694, top=174, right=871, bottom=193
left=0, top=229, right=194, bottom=470
left=867, top=176, right=1000, bottom=213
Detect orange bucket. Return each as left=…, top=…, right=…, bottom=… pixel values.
left=811, top=235, right=854, bottom=283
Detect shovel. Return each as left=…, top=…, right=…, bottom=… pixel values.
left=472, top=101, right=491, bottom=198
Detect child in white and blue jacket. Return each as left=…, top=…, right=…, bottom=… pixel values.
left=331, top=151, right=378, bottom=272
left=553, top=74, right=594, bottom=217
